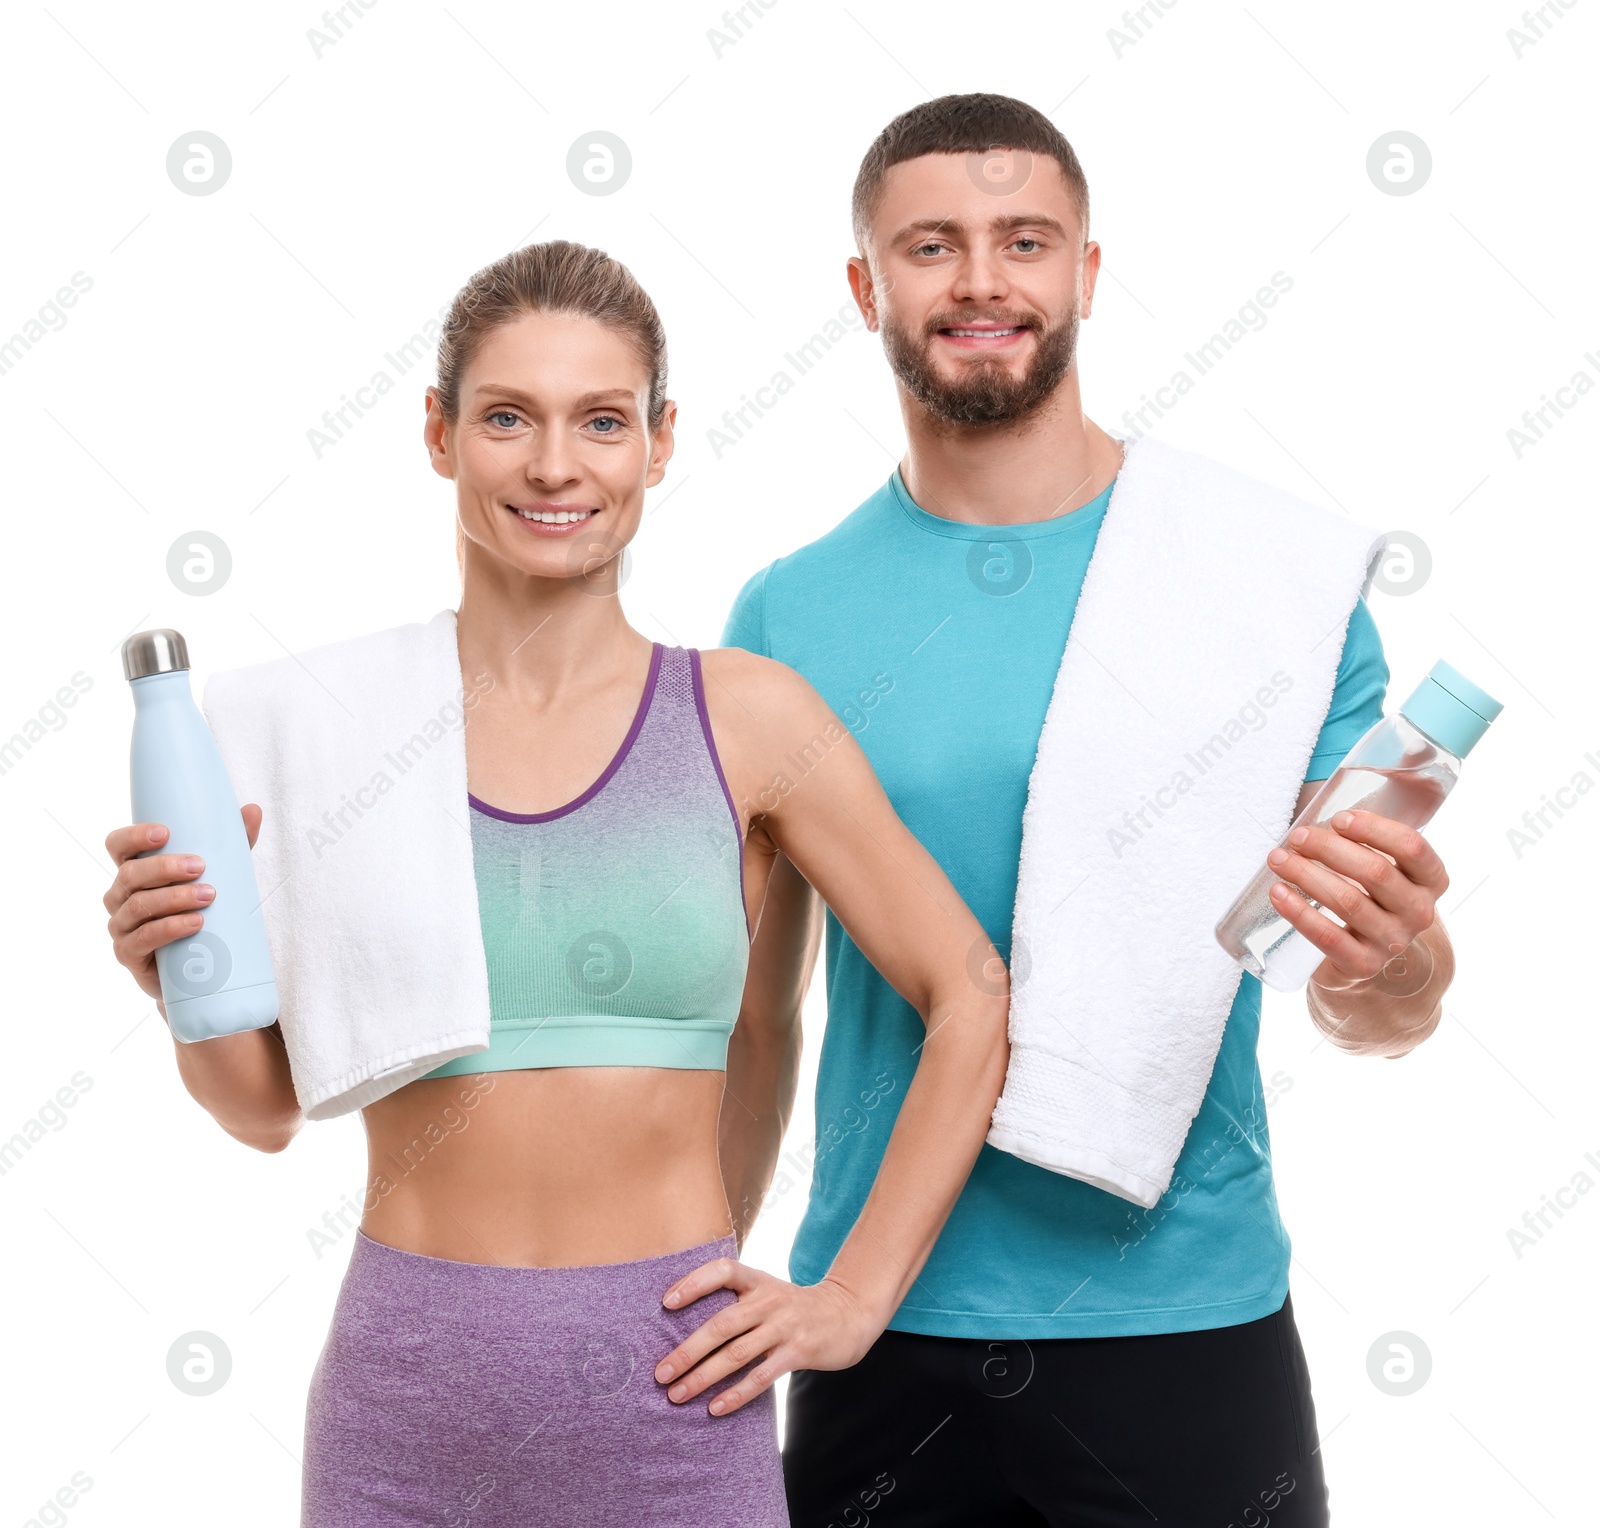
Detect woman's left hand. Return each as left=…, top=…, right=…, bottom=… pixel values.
left=654, top=1259, right=881, bottom=1415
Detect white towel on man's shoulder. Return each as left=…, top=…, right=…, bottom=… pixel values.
left=201, top=610, right=489, bottom=1120
left=986, top=434, right=1384, bottom=1207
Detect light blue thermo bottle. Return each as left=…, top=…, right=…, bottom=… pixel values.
left=123, top=629, right=279, bottom=1042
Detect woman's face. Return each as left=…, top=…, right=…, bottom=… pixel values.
left=426, top=311, right=674, bottom=587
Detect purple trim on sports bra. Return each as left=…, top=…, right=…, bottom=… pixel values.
left=689, top=648, right=752, bottom=940
left=468, top=643, right=664, bottom=824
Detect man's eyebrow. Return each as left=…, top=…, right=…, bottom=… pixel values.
left=990, top=212, right=1068, bottom=237
left=889, top=212, right=1070, bottom=244
left=890, top=217, right=958, bottom=243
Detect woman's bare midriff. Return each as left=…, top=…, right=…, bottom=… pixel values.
left=357, top=1067, right=733, bottom=1267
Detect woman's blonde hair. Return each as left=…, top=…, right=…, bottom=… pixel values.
left=434, top=239, right=668, bottom=427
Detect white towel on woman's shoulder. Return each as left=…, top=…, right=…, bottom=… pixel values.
left=986, top=434, right=1384, bottom=1207
left=201, top=610, right=490, bottom=1120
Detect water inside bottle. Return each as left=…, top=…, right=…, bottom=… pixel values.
left=1222, top=764, right=1451, bottom=991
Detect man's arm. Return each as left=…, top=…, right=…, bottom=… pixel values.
left=1306, top=920, right=1451, bottom=1057
left=719, top=851, right=820, bottom=1246
left=1267, top=782, right=1454, bottom=1057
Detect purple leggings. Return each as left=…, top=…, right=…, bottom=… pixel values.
left=302, top=1229, right=789, bottom=1526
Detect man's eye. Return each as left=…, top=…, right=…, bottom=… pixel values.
left=913, top=242, right=946, bottom=257
left=1012, top=238, right=1040, bottom=253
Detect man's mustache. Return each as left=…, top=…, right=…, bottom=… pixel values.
left=923, top=310, right=1044, bottom=334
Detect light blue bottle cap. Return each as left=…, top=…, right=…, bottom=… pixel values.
left=1399, top=660, right=1503, bottom=758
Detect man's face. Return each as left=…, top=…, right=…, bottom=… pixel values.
left=852, top=151, right=1096, bottom=427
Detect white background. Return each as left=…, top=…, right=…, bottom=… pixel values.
left=1, top=1, right=1595, bottom=1523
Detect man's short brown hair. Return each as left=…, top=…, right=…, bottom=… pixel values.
left=852, top=93, right=1090, bottom=250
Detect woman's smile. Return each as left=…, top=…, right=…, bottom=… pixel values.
left=505, top=498, right=601, bottom=535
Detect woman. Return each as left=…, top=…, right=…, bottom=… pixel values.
left=102, top=241, right=1010, bottom=1526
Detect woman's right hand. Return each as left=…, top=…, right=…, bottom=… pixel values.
left=103, top=806, right=263, bottom=1002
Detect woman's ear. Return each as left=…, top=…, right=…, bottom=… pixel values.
left=423, top=389, right=455, bottom=481
left=646, top=399, right=678, bottom=489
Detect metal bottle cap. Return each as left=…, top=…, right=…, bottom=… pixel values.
left=122, top=629, right=190, bottom=681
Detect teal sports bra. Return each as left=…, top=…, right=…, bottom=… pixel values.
left=423, top=645, right=750, bottom=1077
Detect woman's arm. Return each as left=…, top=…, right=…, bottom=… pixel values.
left=719, top=851, right=819, bottom=1247
left=104, top=809, right=304, bottom=1152
left=167, top=1020, right=301, bottom=1153
left=656, top=651, right=1011, bottom=1413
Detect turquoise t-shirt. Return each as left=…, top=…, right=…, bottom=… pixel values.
left=722, top=467, right=1388, bottom=1339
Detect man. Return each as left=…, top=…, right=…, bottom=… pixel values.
left=720, top=95, right=1453, bottom=1525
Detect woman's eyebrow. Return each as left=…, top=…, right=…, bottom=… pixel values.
left=473, top=384, right=636, bottom=409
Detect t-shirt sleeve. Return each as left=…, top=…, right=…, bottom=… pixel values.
left=720, top=565, right=772, bottom=657
left=1304, top=596, right=1389, bottom=782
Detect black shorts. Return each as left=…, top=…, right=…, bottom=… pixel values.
left=784, top=1294, right=1327, bottom=1528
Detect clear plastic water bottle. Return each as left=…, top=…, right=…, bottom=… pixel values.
left=123, top=630, right=279, bottom=1041
left=1215, top=661, right=1503, bottom=992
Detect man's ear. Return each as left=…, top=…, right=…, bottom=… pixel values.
left=847, top=256, right=881, bottom=334
left=1078, top=239, right=1103, bottom=322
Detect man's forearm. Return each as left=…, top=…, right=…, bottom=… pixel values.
left=717, top=850, right=818, bottom=1245
left=719, top=1016, right=802, bottom=1246
left=1306, top=919, right=1454, bottom=1057
left=820, top=988, right=1009, bottom=1327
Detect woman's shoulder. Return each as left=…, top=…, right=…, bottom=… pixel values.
left=697, top=647, right=841, bottom=763
left=698, top=645, right=823, bottom=707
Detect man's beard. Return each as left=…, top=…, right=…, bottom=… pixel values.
left=880, top=305, right=1079, bottom=428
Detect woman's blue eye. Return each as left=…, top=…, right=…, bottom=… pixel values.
left=590, top=415, right=623, bottom=433
left=488, top=410, right=519, bottom=428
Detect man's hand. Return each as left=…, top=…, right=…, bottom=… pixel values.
left=654, top=1260, right=880, bottom=1416
left=1265, top=807, right=1453, bottom=1057
left=1266, top=808, right=1445, bottom=979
